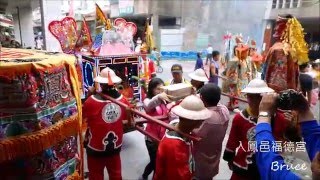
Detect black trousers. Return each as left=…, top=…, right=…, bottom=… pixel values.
left=142, top=140, right=158, bottom=178
left=206, top=54, right=212, bottom=64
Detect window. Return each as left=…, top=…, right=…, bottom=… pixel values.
left=283, top=0, right=290, bottom=8
left=278, top=0, right=283, bottom=8
left=272, top=0, right=277, bottom=8
left=293, top=0, right=299, bottom=8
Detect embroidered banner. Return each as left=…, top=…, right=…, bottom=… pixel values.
left=0, top=48, right=83, bottom=179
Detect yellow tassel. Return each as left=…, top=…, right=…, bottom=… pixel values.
left=281, top=17, right=309, bottom=65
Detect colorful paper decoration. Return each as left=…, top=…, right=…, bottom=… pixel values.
left=96, top=3, right=111, bottom=34
left=96, top=18, right=137, bottom=56
left=75, top=17, right=93, bottom=53
left=91, top=33, right=103, bottom=55
left=48, top=17, right=78, bottom=54
left=223, top=34, right=232, bottom=41
left=114, top=18, right=137, bottom=36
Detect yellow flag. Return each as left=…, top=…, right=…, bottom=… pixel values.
left=75, top=17, right=93, bottom=52
left=145, top=20, right=154, bottom=52
left=95, top=3, right=111, bottom=34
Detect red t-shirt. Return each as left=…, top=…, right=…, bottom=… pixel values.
left=83, top=94, right=130, bottom=154
left=223, top=109, right=288, bottom=176
left=154, top=127, right=193, bottom=180
left=149, top=60, right=156, bottom=75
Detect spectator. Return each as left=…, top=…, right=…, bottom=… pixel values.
left=154, top=95, right=211, bottom=180
left=209, top=51, right=220, bottom=85
left=151, top=47, right=161, bottom=68
left=148, top=58, right=156, bottom=79
left=312, top=59, right=320, bottom=80
left=193, top=84, right=230, bottom=179
left=206, top=44, right=213, bottom=65
left=166, top=64, right=189, bottom=85
left=223, top=79, right=289, bottom=180
left=310, top=59, right=320, bottom=99
left=299, top=63, right=313, bottom=105
left=306, top=61, right=318, bottom=79
left=35, top=36, right=43, bottom=50
left=150, top=47, right=160, bottom=61
left=195, top=52, right=204, bottom=70
left=142, top=78, right=171, bottom=179
left=308, top=60, right=320, bottom=106
left=188, top=68, right=209, bottom=94
left=255, top=92, right=320, bottom=179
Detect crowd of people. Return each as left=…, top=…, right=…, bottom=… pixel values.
left=82, top=55, right=320, bottom=180
left=81, top=14, right=320, bottom=180
left=82, top=61, right=319, bottom=180
left=83, top=64, right=229, bottom=180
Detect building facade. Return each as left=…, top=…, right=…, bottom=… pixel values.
left=262, top=0, right=320, bottom=60
left=108, top=0, right=183, bottom=50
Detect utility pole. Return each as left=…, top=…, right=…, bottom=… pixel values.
left=39, top=0, right=46, bottom=50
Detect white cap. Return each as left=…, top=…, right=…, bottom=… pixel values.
left=241, top=79, right=274, bottom=94
left=188, top=69, right=209, bottom=82
left=172, top=95, right=211, bottom=120
left=313, top=59, right=320, bottom=64
left=94, top=67, right=122, bottom=84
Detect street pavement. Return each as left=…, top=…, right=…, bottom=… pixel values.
left=84, top=60, right=319, bottom=179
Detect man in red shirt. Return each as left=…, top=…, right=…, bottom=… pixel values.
left=83, top=67, right=130, bottom=180
left=154, top=95, right=211, bottom=180
left=223, top=79, right=290, bottom=180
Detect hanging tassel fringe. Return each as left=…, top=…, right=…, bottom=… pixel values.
left=0, top=114, right=80, bottom=163
left=281, top=17, right=309, bottom=65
